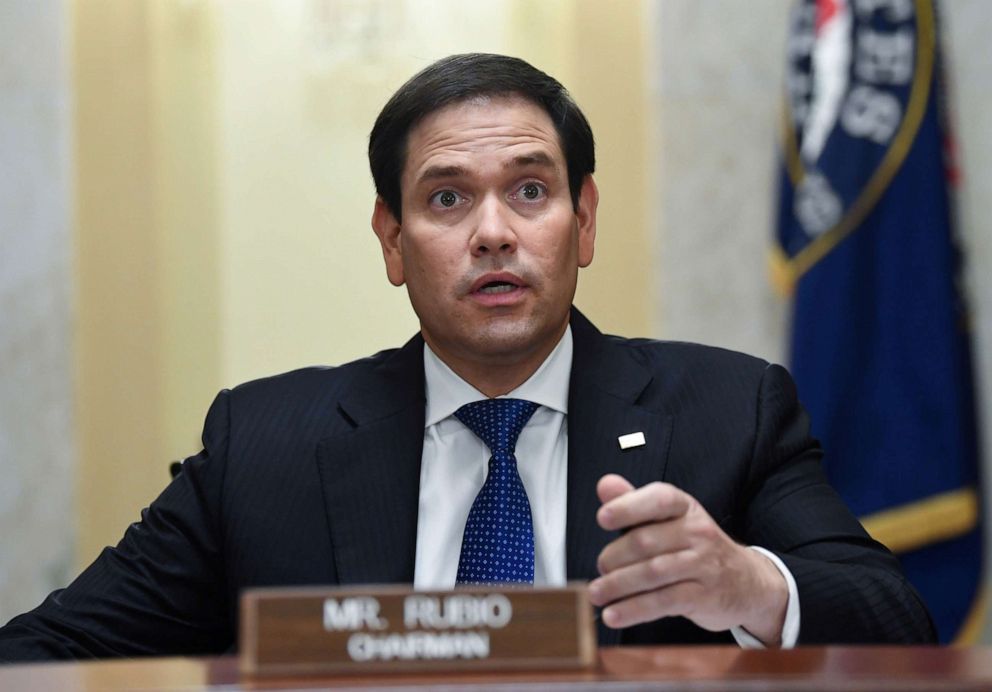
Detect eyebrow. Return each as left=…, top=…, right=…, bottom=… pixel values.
left=504, top=151, right=558, bottom=171
left=415, top=151, right=560, bottom=186
left=416, top=165, right=467, bottom=184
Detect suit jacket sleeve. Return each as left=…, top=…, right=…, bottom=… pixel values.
left=742, top=363, right=935, bottom=643
left=0, top=391, right=235, bottom=661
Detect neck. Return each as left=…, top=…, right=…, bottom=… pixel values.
left=424, top=327, right=566, bottom=398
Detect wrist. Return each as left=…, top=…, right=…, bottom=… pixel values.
left=738, top=547, right=789, bottom=646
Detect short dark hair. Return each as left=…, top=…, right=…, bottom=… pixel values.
left=368, top=53, right=595, bottom=221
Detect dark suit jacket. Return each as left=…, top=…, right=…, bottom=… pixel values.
left=0, top=309, right=934, bottom=660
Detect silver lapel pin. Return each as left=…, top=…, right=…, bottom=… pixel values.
left=617, top=432, right=646, bottom=450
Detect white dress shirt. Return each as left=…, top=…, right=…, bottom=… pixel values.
left=415, top=328, right=572, bottom=588
left=413, top=327, right=799, bottom=648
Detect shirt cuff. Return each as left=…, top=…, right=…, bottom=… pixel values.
left=729, top=546, right=800, bottom=649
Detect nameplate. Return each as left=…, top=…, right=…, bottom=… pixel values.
left=239, top=583, right=595, bottom=676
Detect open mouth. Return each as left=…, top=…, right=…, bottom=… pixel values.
left=468, top=272, right=528, bottom=302
left=478, top=281, right=518, bottom=295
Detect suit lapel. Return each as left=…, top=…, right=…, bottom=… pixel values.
left=313, top=310, right=677, bottom=608
left=565, top=311, right=674, bottom=645
left=316, top=335, right=426, bottom=584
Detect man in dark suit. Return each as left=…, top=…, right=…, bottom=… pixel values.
left=0, top=53, right=934, bottom=661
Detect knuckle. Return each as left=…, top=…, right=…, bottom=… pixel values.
left=696, top=521, right=719, bottom=542
left=645, top=481, right=668, bottom=503
left=673, top=549, right=693, bottom=572
left=648, top=555, right=668, bottom=580
left=687, top=512, right=719, bottom=542
left=633, top=528, right=657, bottom=554
left=647, top=587, right=674, bottom=615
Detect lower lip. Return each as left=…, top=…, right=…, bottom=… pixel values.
left=469, top=285, right=529, bottom=307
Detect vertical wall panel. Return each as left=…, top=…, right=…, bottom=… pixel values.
left=943, top=0, right=992, bottom=642
left=0, top=0, right=74, bottom=621
left=651, top=0, right=790, bottom=360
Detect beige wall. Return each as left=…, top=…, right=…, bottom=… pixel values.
left=73, top=0, right=653, bottom=563
left=74, top=0, right=225, bottom=566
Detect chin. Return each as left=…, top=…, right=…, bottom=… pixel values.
left=470, top=316, right=561, bottom=358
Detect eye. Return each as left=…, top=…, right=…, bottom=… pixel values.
left=522, top=183, right=542, bottom=199
left=430, top=190, right=462, bottom=208
left=513, top=182, right=547, bottom=202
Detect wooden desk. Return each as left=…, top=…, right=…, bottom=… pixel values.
left=1, top=647, right=987, bottom=691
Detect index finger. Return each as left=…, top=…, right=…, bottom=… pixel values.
left=596, top=481, right=691, bottom=532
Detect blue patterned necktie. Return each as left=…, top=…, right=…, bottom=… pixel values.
left=455, top=398, right=539, bottom=585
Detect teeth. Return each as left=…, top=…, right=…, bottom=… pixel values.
left=479, top=283, right=516, bottom=294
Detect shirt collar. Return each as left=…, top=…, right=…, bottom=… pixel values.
left=423, top=326, right=573, bottom=427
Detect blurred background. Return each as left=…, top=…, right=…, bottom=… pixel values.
left=2, top=0, right=991, bottom=640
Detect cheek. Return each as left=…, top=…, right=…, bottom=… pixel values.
left=533, top=228, right=579, bottom=274
left=403, top=235, right=460, bottom=288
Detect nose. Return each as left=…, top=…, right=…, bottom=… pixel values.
left=470, top=195, right=517, bottom=258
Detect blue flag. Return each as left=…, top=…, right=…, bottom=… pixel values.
left=773, top=0, right=983, bottom=643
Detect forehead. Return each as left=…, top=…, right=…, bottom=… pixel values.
left=401, top=96, right=565, bottom=190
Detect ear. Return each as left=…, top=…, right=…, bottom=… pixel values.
left=371, top=196, right=405, bottom=286
left=576, top=175, right=598, bottom=268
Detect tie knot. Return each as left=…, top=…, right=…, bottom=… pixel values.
left=454, top=398, right=539, bottom=453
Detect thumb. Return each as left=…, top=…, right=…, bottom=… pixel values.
left=596, top=473, right=635, bottom=505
